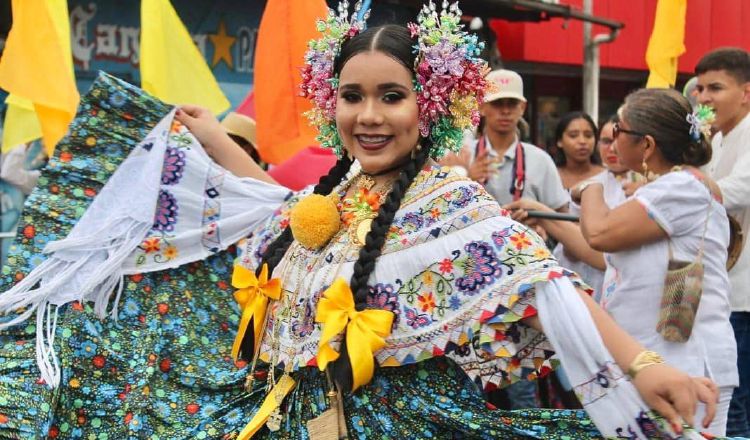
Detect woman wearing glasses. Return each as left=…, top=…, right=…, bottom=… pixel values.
left=572, top=88, right=737, bottom=436
left=506, top=115, right=638, bottom=300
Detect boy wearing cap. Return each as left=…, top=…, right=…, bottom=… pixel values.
left=697, top=47, right=750, bottom=437
left=450, top=69, right=568, bottom=211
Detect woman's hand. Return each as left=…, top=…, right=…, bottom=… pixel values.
left=632, top=364, right=718, bottom=432
left=174, top=105, right=233, bottom=158
left=571, top=180, right=603, bottom=204
left=174, top=105, right=278, bottom=184
left=503, top=199, right=552, bottom=225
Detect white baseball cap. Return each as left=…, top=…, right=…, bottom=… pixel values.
left=484, top=69, right=526, bottom=103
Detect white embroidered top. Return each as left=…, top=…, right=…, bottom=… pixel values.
left=240, top=167, right=570, bottom=390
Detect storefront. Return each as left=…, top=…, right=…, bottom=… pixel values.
left=490, top=0, right=750, bottom=149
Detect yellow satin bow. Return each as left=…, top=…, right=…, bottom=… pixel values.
left=315, top=278, right=394, bottom=391
left=231, top=263, right=282, bottom=360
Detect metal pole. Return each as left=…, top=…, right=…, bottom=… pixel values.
left=582, top=0, right=620, bottom=125
left=582, top=0, right=598, bottom=124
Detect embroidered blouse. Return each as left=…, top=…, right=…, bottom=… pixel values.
left=239, top=166, right=586, bottom=390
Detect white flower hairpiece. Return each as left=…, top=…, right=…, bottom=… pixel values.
left=686, top=104, right=715, bottom=141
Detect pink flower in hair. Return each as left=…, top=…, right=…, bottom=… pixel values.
left=407, top=22, right=420, bottom=38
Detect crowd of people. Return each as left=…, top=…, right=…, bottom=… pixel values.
left=0, top=2, right=749, bottom=439
left=438, top=47, right=750, bottom=438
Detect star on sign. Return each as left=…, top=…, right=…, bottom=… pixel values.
left=209, top=21, right=236, bottom=69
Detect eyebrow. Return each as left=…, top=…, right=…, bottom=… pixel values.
left=339, top=82, right=411, bottom=92
left=698, top=82, right=724, bottom=88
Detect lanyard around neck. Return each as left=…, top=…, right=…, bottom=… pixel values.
left=476, top=136, right=525, bottom=201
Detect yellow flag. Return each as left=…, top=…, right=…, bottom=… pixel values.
left=2, top=96, right=41, bottom=154
left=140, top=0, right=230, bottom=115
left=645, top=0, right=687, bottom=88
left=0, top=0, right=79, bottom=155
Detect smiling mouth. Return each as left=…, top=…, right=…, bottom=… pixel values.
left=356, top=135, right=393, bottom=150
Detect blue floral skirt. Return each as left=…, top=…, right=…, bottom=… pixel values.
left=192, top=358, right=602, bottom=439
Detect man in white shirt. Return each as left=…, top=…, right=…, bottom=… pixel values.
left=0, top=143, right=42, bottom=195
left=697, top=47, right=750, bottom=438
left=444, top=69, right=568, bottom=210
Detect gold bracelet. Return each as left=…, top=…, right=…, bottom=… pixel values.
left=627, top=350, right=665, bottom=379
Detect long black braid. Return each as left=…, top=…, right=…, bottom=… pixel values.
left=330, top=140, right=433, bottom=393
left=237, top=154, right=354, bottom=360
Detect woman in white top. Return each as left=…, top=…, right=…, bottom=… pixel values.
left=507, top=116, right=638, bottom=300
left=554, top=115, right=628, bottom=300
left=573, top=88, right=738, bottom=436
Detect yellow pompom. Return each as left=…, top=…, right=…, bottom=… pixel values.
left=289, top=194, right=341, bottom=250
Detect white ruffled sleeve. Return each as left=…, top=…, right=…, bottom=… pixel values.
left=537, top=277, right=705, bottom=439
left=366, top=177, right=589, bottom=390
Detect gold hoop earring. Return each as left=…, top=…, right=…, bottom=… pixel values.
left=410, top=143, right=423, bottom=160
left=642, top=160, right=658, bottom=182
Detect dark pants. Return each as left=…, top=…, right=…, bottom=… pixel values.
left=727, top=311, right=750, bottom=437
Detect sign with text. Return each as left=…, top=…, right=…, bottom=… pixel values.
left=69, top=0, right=264, bottom=106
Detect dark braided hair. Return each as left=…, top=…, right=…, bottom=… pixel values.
left=239, top=25, right=421, bottom=365
left=330, top=140, right=432, bottom=392
left=238, top=155, right=353, bottom=359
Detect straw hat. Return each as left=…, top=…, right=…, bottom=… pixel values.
left=221, top=112, right=257, bottom=146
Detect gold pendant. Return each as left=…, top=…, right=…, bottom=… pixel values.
left=243, top=374, right=255, bottom=393
left=349, top=218, right=373, bottom=246
left=357, top=174, right=375, bottom=191
left=266, top=407, right=283, bottom=432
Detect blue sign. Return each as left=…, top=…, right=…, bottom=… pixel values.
left=68, top=0, right=266, bottom=109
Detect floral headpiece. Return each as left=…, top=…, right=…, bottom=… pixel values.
left=410, top=1, right=489, bottom=159
left=686, top=104, right=715, bottom=141
left=300, top=0, right=489, bottom=160
left=300, top=1, right=369, bottom=158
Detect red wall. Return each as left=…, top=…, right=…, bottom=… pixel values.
left=492, top=0, right=750, bottom=73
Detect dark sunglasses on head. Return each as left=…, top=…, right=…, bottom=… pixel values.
left=613, top=122, right=646, bottom=139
